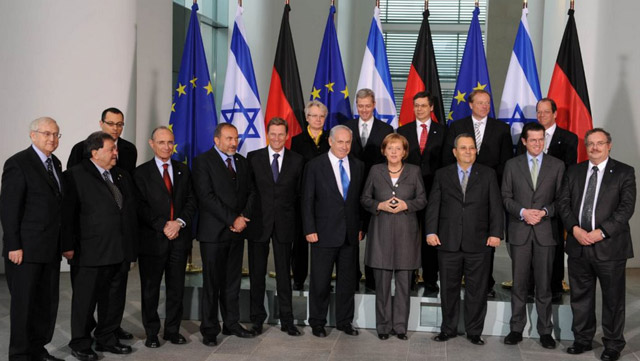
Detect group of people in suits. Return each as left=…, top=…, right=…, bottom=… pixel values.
left=1, top=86, right=635, bottom=361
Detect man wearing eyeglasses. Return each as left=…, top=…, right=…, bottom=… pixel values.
left=558, top=128, right=636, bottom=361
left=66, top=107, right=138, bottom=342
left=1, top=117, right=67, bottom=361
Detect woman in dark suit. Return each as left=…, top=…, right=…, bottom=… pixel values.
left=361, top=133, right=427, bottom=340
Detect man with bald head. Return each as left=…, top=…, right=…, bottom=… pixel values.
left=1, top=117, right=67, bottom=361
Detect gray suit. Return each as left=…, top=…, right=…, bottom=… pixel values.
left=361, top=163, right=427, bottom=334
left=502, top=153, right=564, bottom=335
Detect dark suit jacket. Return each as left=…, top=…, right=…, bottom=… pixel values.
left=302, top=153, right=364, bottom=248
left=343, top=118, right=394, bottom=175
left=397, top=120, right=446, bottom=194
left=248, top=147, right=304, bottom=243
left=516, top=125, right=578, bottom=169
left=1, top=147, right=63, bottom=263
left=133, top=159, right=197, bottom=256
left=67, top=137, right=138, bottom=174
left=502, top=153, right=565, bottom=246
left=61, top=159, right=138, bottom=266
left=425, top=163, right=503, bottom=253
left=558, top=158, right=636, bottom=261
left=192, top=148, right=259, bottom=243
left=290, top=130, right=330, bottom=163
left=444, top=116, right=512, bottom=183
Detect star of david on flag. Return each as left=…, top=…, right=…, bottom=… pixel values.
left=497, top=8, right=541, bottom=145
left=220, top=5, right=265, bottom=156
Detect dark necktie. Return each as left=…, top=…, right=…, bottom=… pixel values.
left=419, top=123, right=428, bottom=154
left=102, top=170, right=123, bottom=209
left=339, top=159, right=349, bottom=201
left=45, top=158, right=61, bottom=197
left=163, top=163, right=174, bottom=220
left=271, top=153, right=280, bottom=182
left=581, top=166, right=599, bottom=232
left=226, top=157, right=237, bottom=179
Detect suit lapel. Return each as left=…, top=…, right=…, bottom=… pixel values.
left=422, top=121, right=441, bottom=158
left=518, top=155, right=535, bottom=190
left=27, top=147, right=59, bottom=194
left=279, top=149, right=293, bottom=183
left=535, top=154, right=552, bottom=189
left=448, top=165, right=464, bottom=197
left=322, top=155, right=343, bottom=201
left=596, top=159, right=616, bottom=206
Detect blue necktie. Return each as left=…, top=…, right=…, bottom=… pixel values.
left=339, top=159, right=349, bottom=201
left=271, top=153, right=280, bottom=182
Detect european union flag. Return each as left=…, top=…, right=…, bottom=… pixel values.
left=169, top=2, right=217, bottom=169
left=448, top=6, right=494, bottom=124
left=310, top=5, right=352, bottom=130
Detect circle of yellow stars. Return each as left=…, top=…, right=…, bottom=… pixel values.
left=447, top=81, right=488, bottom=121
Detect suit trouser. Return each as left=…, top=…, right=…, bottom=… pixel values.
left=248, top=234, right=294, bottom=325
left=138, top=247, right=189, bottom=337
left=199, top=240, right=243, bottom=337
left=291, top=233, right=308, bottom=286
left=309, top=242, right=356, bottom=327
left=568, top=248, right=627, bottom=352
left=550, top=219, right=566, bottom=294
left=69, top=263, right=123, bottom=350
left=509, top=239, right=554, bottom=334
left=5, top=260, right=60, bottom=361
left=438, top=250, right=490, bottom=336
left=372, top=268, right=412, bottom=334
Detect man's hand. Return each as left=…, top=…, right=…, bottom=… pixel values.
left=573, top=226, right=593, bottom=245
left=426, top=234, right=441, bottom=246
left=164, top=220, right=182, bottom=240
left=230, top=216, right=250, bottom=233
left=522, top=209, right=544, bottom=225
left=62, top=250, right=74, bottom=260
left=358, top=231, right=365, bottom=241
left=486, top=236, right=500, bottom=248
left=8, top=249, right=23, bottom=265
left=586, top=229, right=605, bottom=244
left=306, top=233, right=319, bottom=243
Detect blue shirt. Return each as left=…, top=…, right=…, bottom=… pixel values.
left=32, top=144, right=61, bottom=187
left=526, top=152, right=543, bottom=172
left=456, top=163, right=473, bottom=184
left=214, top=145, right=235, bottom=171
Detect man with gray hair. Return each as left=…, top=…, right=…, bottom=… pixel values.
left=1, top=117, right=67, bottom=361
left=302, top=125, right=365, bottom=337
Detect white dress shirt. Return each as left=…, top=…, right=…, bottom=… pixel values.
left=328, top=151, right=350, bottom=198
left=268, top=146, right=284, bottom=172
left=415, top=118, right=432, bottom=141
left=154, top=157, right=174, bottom=184
left=544, top=123, right=557, bottom=153
left=359, top=117, right=373, bottom=141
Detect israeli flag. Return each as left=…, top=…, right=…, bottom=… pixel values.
left=354, top=6, right=397, bottom=128
left=497, top=8, right=541, bottom=145
left=220, top=6, right=265, bottom=156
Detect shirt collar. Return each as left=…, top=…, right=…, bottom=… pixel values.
left=471, top=115, right=487, bottom=124
left=31, top=144, right=50, bottom=164
left=328, top=150, right=347, bottom=164
left=268, top=146, right=284, bottom=159
left=526, top=152, right=543, bottom=164
left=214, top=145, right=233, bottom=161
left=90, top=159, right=109, bottom=177
left=456, top=163, right=472, bottom=174
left=154, top=157, right=171, bottom=168
left=416, top=118, right=432, bottom=127
left=546, top=123, right=557, bottom=136
left=589, top=158, right=609, bottom=173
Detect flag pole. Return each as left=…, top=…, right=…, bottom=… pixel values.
left=475, top=0, right=479, bottom=7
left=570, top=0, right=574, bottom=10
left=425, top=0, right=429, bottom=10
left=523, top=0, right=527, bottom=9
left=331, top=0, right=334, bottom=6
left=286, top=0, right=289, bottom=4
left=239, top=0, right=242, bottom=6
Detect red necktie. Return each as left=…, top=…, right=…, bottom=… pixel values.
left=163, top=163, right=174, bottom=220
left=419, top=123, right=429, bottom=154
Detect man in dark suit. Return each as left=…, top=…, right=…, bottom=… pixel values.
left=558, top=128, right=636, bottom=361
left=62, top=132, right=138, bottom=360
left=502, top=122, right=565, bottom=349
left=344, top=88, right=394, bottom=290
left=444, top=89, right=512, bottom=297
left=247, top=117, right=304, bottom=336
left=134, top=126, right=197, bottom=348
left=193, top=123, right=259, bottom=346
left=515, top=98, right=578, bottom=300
left=66, top=107, right=137, bottom=341
left=290, top=100, right=330, bottom=290
left=397, top=91, right=446, bottom=294
left=1, top=117, right=67, bottom=361
left=426, top=133, right=503, bottom=346
left=302, top=125, right=365, bottom=338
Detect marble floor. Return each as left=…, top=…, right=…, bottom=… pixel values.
left=2, top=244, right=640, bottom=360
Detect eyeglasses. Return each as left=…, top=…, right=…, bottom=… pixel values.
left=586, top=141, right=609, bottom=148
left=307, top=114, right=326, bottom=119
left=102, top=121, right=125, bottom=128
left=34, top=130, right=62, bottom=139
left=413, top=104, right=432, bottom=109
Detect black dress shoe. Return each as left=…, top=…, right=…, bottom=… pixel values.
left=252, top=323, right=264, bottom=335
left=336, top=324, right=359, bottom=336
left=312, top=326, right=327, bottom=338
left=222, top=324, right=256, bottom=338
left=95, top=342, right=132, bottom=354
left=292, top=282, right=304, bottom=291
left=145, top=335, right=161, bottom=348
left=281, top=324, right=301, bottom=336
left=487, top=289, right=496, bottom=298
left=425, top=282, right=440, bottom=294
left=601, top=348, right=620, bottom=361
left=202, top=335, right=218, bottom=346
left=115, top=327, right=134, bottom=340
left=71, top=348, right=98, bottom=361
left=378, top=333, right=389, bottom=340
left=467, top=335, right=485, bottom=345
left=566, top=342, right=592, bottom=354
left=540, top=334, right=556, bottom=349
left=397, top=333, right=408, bottom=340
left=163, top=333, right=187, bottom=344
left=504, top=331, right=523, bottom=345
left=433, top=332, right=456, bottom=342
left=39, top=354, right=64, bottom=361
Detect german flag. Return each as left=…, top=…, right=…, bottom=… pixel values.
left=547, top=8, right=592, bottom=162
left=265, top=3, right=305, bottom=148
left=398, top=9, right=444, bottom=126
